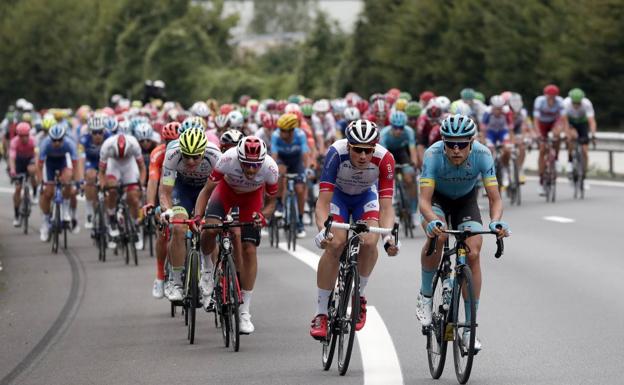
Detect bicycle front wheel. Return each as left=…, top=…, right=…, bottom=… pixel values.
left=289, top=195, right=297, bottom=251
left=186, top=250, right=199, bottom=344
left=452, top=265, right=476, bottom=384
left=225, top=253, right=241, bottom=351
left=51, top=204, right=60, bottom=254
left=337, top=268, right=359, bottom=376
left=322, top=290, right=337, bottom=370
left=22, top=186, right=30, bottom=234
left=126, top=215, right=138, bottom=266
left=427, top=269, right=448, bottom=379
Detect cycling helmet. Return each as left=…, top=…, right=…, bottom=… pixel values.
left=426, top=100, right=442, bottom=119
left=436, top=96, right=451, bottom=112
left=21, top=112, right=32, bottom=123
left=190, top=101, right=210, bottom=118
left=161, top=122, right=180, bottom=140
left=440, top=114, right=477, bottom=138
left=42, top=115, right=57, bottom=131
left=285, top=103, right=301, bottom=114
left=343, top=107, right=361, bottom=121
left=239, top=95, right=251, bottom=107
left=509, top=93, right=523, bottom=112
left=49, top=123, right=67, bottom=140
left=568, top=88, right=585, bottom=103
left=220, top=129, right=244, bottom=147
left=301, top=103, right=313, bottom=117
left=474, top=92, right=485, bottom=103
left=239, top=107, right=250, bottom=119
left=181, top=116, right=204, bottom=134
left=246, top=99, right=259, bottom=112
left=135, top=122, right=154, bottom=141
left=331, top=99, right=347, bottom=115
left=220, top=103, right=234, bottom=116
left=179, top=127, right=207, bottom=156
left=237, top=136, right=267, bottom=163
left=16, top=122, right=31, bottom=136
left=313, top=99, right=330, bottom=113
left=399, top=92, right=412, bottom=102
left=356, top=99, right=369, bottom=114
left=419, top=91, right=436, bottom=106
left=500, top=91, right=512, bottom=103
left=389, top=111, right=408, bottom=127
left=460, top=88, right=475, bottom=100
left=277, top=113, right=299, bottom=131
left=276, top=100, right=288, bottom=113
left=543, top=84, right=560, bottom=96
left=227, top=110, right=244, bottom=129
left=287, top=94, right=302, bottom=104
left=405, top=102, right=423, bottom=118
left=369, top=93, right=384, bottom=102
left=261, top=113, right=278, bottom=130
left=214, top=114, right=229, bottom=130
left=394, top=98, right=408, bottom=111
left=371, top=99, right=387, bottom=114
left=450, top=100, right=472, bottom=116
left=345, top=120, right=379, bottom=145
left=116, top=118, right=129, bottom=134
left=490, top=95, right=505, bottom=108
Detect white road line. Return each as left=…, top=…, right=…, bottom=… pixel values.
left=0, top=186, right=85, bottom=201
left=278, top=242, right=404, bottom=385
left=543, top=216, right=576, bottom=223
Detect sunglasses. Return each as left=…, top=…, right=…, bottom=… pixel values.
left=392, top=125, right=404, bottom=130
left=91, top=131, right=104, bottom=135
left=444, top=140, right=471, bottom=150
left=350, top=146, right=375, bottom=155
left=139, top=139, right=152, bottom=144
left=182, top=154, right=202, bottom=160
left=52, top=139, right=63, bottom=143
left=241, top=161, right=262, bottom=169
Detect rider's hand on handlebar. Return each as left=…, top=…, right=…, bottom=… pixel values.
left=314, top=229, right=334, bottom=249
left=489, top=221, right=510, bottom=239
left=160, top=208, right=174, bottom=223
left=142, top=203, right=154, bottom=217
left=383, top=234, right=400, bottom=256
left=426, top=219, right=445, bottom=238
left=189, top=214, right=203, bottom=232
left=252, top=212, right=266, bottom=228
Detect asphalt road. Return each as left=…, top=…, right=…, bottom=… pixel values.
left=1, top=173, right=623, bottom=385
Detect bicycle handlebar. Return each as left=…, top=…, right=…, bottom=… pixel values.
left=426, top=227, right=505, bottom=258
left=323, top=215, right=399, bottom=245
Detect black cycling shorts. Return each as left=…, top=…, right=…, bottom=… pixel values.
left=432, top=188, right=482, bottom=230
left=570, top=121, right=590, bottom=145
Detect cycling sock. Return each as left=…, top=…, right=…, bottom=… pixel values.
left=421, top=268, right=437, bottom=297
left=14, top=206, right=19, bottom=219
left=85, top=202, right=94, bottom=218
left=44, top=213, right=51, bottom=224
left=171, top=267, right=183, bottom=285
left=240, top=290, right=253, bottom=314
left=316, top=288, right=332, bottom=316
left=201, top=252, right=213, bottom=274
left=156, top=258, right=165, bottom=281
left=464, top=299, right=479, bottom=324
left=359, top=275, right=369, bottom=297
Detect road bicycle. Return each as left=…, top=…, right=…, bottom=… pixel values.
left=507, top=142, right=522, bottom=206
left=104, top=184, right=139, bottom=266
left=570, top=138, right=586, bottom=199
left=11, top=174, right=32, bottom=234
left=541, top=133, right=558, bottom=203
left=393, top=164, right=416, bottom=238
left=424, top=225, right=504, bottom=384
left=91, top=188, right=108, bottom=262
left=143, top=208, right=157, bottom=257
left=319, top=215, right=398, bottom=375
left=49, top=171, right=71, bottom=253
left=283, top=173, right=301, bottom=251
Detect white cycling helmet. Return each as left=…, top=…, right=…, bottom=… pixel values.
left=490, top=95, right=505, bottom=108
left=227, top=110, right=244, bottom=129
left=343, top=107, right=361, bottom=122
left=134, top=122, right=154, bottom=141
left=284, top=103, right=301, bottom=114
left=509, top=93, right=523, bottom=112
left=436, top=96, right=451, bottom=113
left=190, top=101, right=210, bottom=118
left=312, top=99, right=330, bottom=113
left=345, top=119, right=379, bottom=145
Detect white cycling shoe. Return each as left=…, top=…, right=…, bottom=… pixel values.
left=416, top=293, right=433, bottom=327
left=239, top=312, right=255, bottom=334
left=164, top=282, right=184, bottom=302
left=152, top=279, right=164, bottom=299
left=40, top=222, right=50, bottom=242
left=13, top=217, right=21, bottom=227
left=462, top=331, right=482, bottom=352
left=199, top=271, right=214, bottom=299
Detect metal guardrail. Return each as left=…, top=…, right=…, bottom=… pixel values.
left=593, top=132, right=624, bottom=176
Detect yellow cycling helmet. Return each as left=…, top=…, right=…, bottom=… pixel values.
left=394, top=98, right=408, bottom=111
left=277, top=113, right=299, bottom=131
left=42, top=115, right=57, bottom=131
left=179, top=127, right=207, bottom=156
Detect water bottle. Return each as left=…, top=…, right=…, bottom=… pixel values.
left=442, top=277, right=452, bottom=311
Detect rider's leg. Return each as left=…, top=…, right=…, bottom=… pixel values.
left=464, top=235, right=483, bottom=323
left=295, top=181, right=306, bottom=225
left=403, top=170, right=418, bottom=215
left=84, top=168, right=98, bottom=221
left=315, top=229, right=347, bottom=315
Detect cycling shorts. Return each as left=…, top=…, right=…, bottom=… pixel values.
left=485, top=130, right=510, bottom=146
left=105, top=158, right=139, bottom=186
left=330, top=187, right=380, bottom=224
left=276, top=156, right=305, bottom=183
left=570, top=121, right=590, bottom=145
left=421, top=188, right=482, bottom=231
left=44, top=158, right=71, bottom=183
left=389, top=147, right=412, bottom=167
left=15, top=156, right=34, bottom=174
left=204, top=181, right=262, bottom=246
left=85, top=159, right=99, bottom=171
left=537, top=119, right=559, bottom=138
left=172, top=182, right=204, bottom=217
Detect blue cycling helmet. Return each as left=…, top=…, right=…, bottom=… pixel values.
left=180, top=117, right=204, bottom=134
left=440, top=114, right=476, bottom=138
left=103, top=116, right=119, bottom=133
left=134, top=122, right=154, bottom=141
left=49, top=123, right=67, bottom=140
left=389, top=110, right=407, bottom=127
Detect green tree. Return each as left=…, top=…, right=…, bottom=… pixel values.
left=249, top=0, right=318, bottom=34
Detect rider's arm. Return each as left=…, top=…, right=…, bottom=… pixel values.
left=8, top=137, right=17, bottom=175
left=136, top=156, right=146, bottom=186
left=315, top=190, right=333, bottom=231
left=194, top=179, right=218, bottom=217
left=418, top=149, right=439, bottom=223
left=485, top=183, right=503, bottom=222
left=378, top=197, right=395, bottom=230
left=158, top=183, right=174, bottom=211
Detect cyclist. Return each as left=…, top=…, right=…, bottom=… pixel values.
left=37, top=123, right=80, bottom=241
left=159, top=128, right=221, bottom=302
left=380, top=110, right=420, bottom=224
left=309, top=120, right=399, bottom=339
left=416, top=114, right=510, bottom=351
left=79, top=115, right=110, bottom=229
left=563, top=88, right=596, bottom=182
left=9, top=122, right=37, bottom=227
left=533, top=84, right=567, bottom=195
left=507, top=93, right=531, bottom=183
left=416, top=99, right=444, bottom=165
left=311, top=99, right=336, bottom=155
left=219, top=129, right=244, bottom=153
left=195, top=136, right=279, bottom=334
left=134, top=122, right=160, bottom=180
left=99, top=129, right=146, bottom=250
left=142, top=122, right=179, bottom=299
left=254, top=112, right=277, bottom=152
left=481, top=95, right=513, bottom=187
left=271, top=113, right=311, bottom=238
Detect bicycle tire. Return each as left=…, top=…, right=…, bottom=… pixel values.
left=63, top=222, right=67, bottom=250
left=225, top=253, right=240, bottom=351
left=427, top=269, right=449, bottom=379
left=269, top=217, right=275, bottom=247
left=289, top=194, right=297, bottom=251
left=127, top=217, right=138, bottom=266
left=22, top=185, right=30, bottom=235
left=452, top=265, right=476, bottom=385
left=337, top=268, right=359, bottom=376
left=322, top=290, right=337, bottom=370
left=398, top=182, right=414, bottom=239
left=98, top=205, right=107, bottom=262
left=51, top=203, right=60, bottom=254
left=187, top=250, right=199, bottom=344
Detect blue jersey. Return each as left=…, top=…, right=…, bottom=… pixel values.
left=420, top=141, right=497, bottom=199
left=79, top=132, right=110, bottom=166
left=379, top=125, right=416, bottom=151
left=270, top=128, right=309, bottom=161
left=533, top=95, right=564, bottom=123
left=38, top=136, right=78, bottom=162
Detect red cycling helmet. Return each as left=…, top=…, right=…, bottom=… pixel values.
left=419, top=91, right=436, bottom=105
left=101, top=107, right=115, bottom=117
left=276, top=100, right=288, bottom=113
left=220, top=104, right=234, bottom=116
left=356, top=99, right=369, bottom=115
left=237, top=136, right=267, bottom=163
left=16, top=122, right=31, bottom=136
left=261, top=113, right=278, bottom=130
left=161, top=122, right=180, bottom=140
left=543, top=84, right=560, bottom=96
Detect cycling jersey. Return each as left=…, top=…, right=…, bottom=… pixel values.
left=482, top=110, right=512, bottom=132
left=563, top=97, right=594, bottom=124
left=416, top=115, right=441, bottom=148
left=148, top=143, right=166, bottom=182
left=508, top=108, right=528, bottom=135
left=319, top=139, right=395, bottom=199
left=311, top=112, right=336, bottom=142
left=9, top=135, right=36, bottom=175
left=533, top=96, right=564, bottom=123
left=99, top=134, right=143, bottom=185
left=379, top=125, right=417, bottom=151
left=38, top=136, right=78, bottom=182
left=161, top=141, right=221, bottom=188
left=79, top=132, right=110, bottom=170
left=271, top=128, right=309, bottom=160
left=420, top=141, right=497, bottom=199
left=209, top=147, right=279, bottom=195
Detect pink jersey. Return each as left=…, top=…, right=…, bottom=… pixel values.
left=209, top=147, right=279, bottom=195
left=9, top=135, right=36, bottom=160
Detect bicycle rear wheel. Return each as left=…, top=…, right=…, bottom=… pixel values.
left=322, top=291, right=337, bottom=370
left=97, top=206, right=107, bottom=262
left=226, top=253, right=241, bottom=351
left=427, top=270, right=449, bottom=379
left=125, top=214, right=138, bottom=266
left=452, top=266, right=476, bottom=385
left=337, top=268, right=359, bottom=376
left=397, top=182, right=414, bottom=239
left=51, top=204, right=60, bottom=254
left=22, top=185, right=30, bottom=234
left=289, top=195, right=297, bottom=251
left=186, top=250, right=199, bottom=344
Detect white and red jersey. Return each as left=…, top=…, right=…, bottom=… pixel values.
left=319, top=139, right=395, bottom=199
left=208, top=147, right=279, bottom=195
left=161, top=141, right=221, bottom=187
left=99, top=133, right=142, bottom=165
